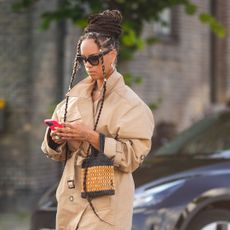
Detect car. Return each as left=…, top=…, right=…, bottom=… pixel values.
left=31, top=109, right=230, bottom=230
left=132, top=109, right=230, bottom=230
left=31, top=184, right=57, bottom=230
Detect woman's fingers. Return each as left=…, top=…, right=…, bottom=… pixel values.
left=53, top=126, right=76, bottom=138
left=55, top=127, right=74, bottom=135
left=55, top=128, right=85, bottom=141
left=59, top=135, right=76, bottom=140
left=57, top=132, right=83, bottom=140
left=50, top=129, right=65, bottom=143
left=52, top=121, right=89, bottom=141
left=63, top=122, right=74, bottom=128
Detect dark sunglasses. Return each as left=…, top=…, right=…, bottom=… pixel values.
left=77, top=49, right=111, bottom=66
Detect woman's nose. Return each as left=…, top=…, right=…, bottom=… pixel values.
left=84, top=60, right=93, bottom=68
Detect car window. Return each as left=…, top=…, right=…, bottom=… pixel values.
left=154, top=111, right=230, bottom=157
left=178, top=112, right=230, bottom=155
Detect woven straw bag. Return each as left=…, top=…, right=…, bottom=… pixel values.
left=81, top=133, right=115, bottom=199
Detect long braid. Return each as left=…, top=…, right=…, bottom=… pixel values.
left=63, top=38, right=83, bottom=165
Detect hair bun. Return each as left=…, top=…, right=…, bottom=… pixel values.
left=101, top=10, right=122, bottom=24
left=84, top=9, right=123, bottom=39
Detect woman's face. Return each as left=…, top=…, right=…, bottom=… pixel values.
left=80, top=38, right=116, bottom=80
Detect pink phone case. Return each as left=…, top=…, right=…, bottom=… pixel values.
left=44, top=119, right=64, bottom=130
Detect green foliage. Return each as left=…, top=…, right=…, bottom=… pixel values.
left=200, top=13, right=225, bottom=38
left=123, top=73, right=142, bottom=86
left=149, top=97, right=163, bottom=111
left=184, top=1, right=197, bottom=15
left=146, top=37, right=161, bottom=46
left=12, top=0, right=226, bottom=59
left=11, top=0, right=226, bottom=111
left=12, top=0, right=221, bottom=60
left=12, top=0, right=39, bottom=10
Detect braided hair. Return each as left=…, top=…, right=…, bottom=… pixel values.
left=63, top=10, right=122, bottom=222
left=64, top=10, right=122, bottom=124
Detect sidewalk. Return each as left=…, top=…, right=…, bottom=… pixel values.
left=0, top=211, right=30, bottom=230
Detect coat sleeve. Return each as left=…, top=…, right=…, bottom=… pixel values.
left=104, top=103, right=154, bottom=173
left=41, top=103, right=67, bottom=161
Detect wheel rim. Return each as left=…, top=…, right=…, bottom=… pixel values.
left=201, top=221, right=230, bottom=230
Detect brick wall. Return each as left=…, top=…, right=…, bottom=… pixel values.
left=0, top=0, right=61, bottom=211
left=210, top=0, right=229, bottom=104
left=0, top=0, right=32, bottom=211
left=223, top=1, right=230, bottom=100
left=124, top=0, right=212, bottom=132
left=63, top=21, right=83, bottom=94
left=27, top=0, right=64, bottom=204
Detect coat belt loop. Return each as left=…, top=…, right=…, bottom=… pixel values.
left=67, top=179, right=75, bottom=189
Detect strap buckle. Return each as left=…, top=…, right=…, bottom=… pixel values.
left=67, top=179, right=75, bottom=189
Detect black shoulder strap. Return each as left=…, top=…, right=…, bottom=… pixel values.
left=99, top=133, right=105, bottom=152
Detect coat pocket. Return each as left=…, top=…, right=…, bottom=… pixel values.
left=91, top=194, right=113, bottom=212
left=83, top=196, right=115, bottom=226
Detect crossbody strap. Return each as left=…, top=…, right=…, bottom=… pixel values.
left=99, top=133, right=105, bottom=153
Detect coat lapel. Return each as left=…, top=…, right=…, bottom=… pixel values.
left=76, top=97, right=94, bottom=129
left=64, top=96, right=93, bottom=157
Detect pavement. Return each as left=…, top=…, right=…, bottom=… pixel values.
left=0, top=211, right=30, bottom=230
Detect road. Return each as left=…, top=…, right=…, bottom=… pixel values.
left=0, top=212, right=30, bottom=230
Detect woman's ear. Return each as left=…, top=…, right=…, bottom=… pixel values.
left=109, top=49, right=117, bottom=65
left=110, top=49, right=117, bottom=61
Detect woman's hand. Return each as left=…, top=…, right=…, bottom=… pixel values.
left=49, top=121, right=89, bottom=148
left=54, top=121, right=100, bottom=149
left=55, top=121, right=92, bottom=142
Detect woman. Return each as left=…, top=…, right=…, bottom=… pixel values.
left=41, top=9, right=154, bottom=230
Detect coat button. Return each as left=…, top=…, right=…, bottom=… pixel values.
left=140, top=155, right=145, bottom=161
left=69, top=195, right=74, bottom=202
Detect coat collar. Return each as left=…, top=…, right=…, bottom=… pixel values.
left=65, top=69, right=125, bottom=133
left=66, top=69, right=124, bottom=98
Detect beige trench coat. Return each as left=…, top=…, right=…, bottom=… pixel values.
left=41, top=70, right=154, bottom=230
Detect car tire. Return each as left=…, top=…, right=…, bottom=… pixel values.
left=186, top=209, right=230, bottom=230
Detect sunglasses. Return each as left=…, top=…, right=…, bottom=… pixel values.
left=77, top=49, right=111, bottom=66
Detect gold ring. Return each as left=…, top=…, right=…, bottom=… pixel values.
left=55, top=135, right=60, bottom=140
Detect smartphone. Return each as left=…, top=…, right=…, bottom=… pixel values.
left=44, top=119, right=64, bottom=130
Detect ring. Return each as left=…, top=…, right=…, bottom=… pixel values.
left=55, top=135, right=61, bottom=140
